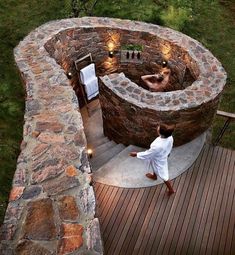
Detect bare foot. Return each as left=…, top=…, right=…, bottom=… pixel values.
left=146, top=173, right=157, bottom=180
left=167, top=190, right=175, bottom=196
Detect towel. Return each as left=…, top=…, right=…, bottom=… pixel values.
left=80, top=63, right=96, bottom=84
left=84, top=77, right=99, bottom=100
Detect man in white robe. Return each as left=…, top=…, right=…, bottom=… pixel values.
left=130, top=124, right=175, bottom=195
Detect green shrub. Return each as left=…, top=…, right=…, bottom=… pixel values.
left=160, top=5, right=192, bottom=31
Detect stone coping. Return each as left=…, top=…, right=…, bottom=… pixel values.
left=100, top=69, right=225, bottom=111
left=0, top=17, right=227, bottom=254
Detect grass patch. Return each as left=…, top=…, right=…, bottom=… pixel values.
left=182, top=0, right=235, bottom=147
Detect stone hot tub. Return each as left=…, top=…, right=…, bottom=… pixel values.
left=43, top=16, right=226, bottom=147
left=97, top=26, right=227, bottom=147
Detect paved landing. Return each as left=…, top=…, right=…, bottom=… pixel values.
left=93, top=132, right=206, bottom=188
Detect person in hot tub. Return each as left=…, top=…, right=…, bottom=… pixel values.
left=141, top=61, right=171, bottom=92
left=129, top=123, right=175, bottom=195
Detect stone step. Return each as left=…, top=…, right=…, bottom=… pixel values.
left=87, top=136, right=110, bottom=150
left=90, top=143, right=126, bottom=171
left=93, top=140, right=117, bottom=157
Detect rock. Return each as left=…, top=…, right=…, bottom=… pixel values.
left=42, top=175, right=79, bottom=196
left=35, top=121, right=64, bottom=133
left=57, top=223, right=83, bottom=255
left=32, top=143, right=50, bottom=160
left=16, top=240, right=53, bottom=255
left=79, top=186, right=96, bottom=216
left=9, top=187, right=25, bottom=201
left=4, top=202, right=23, bottom=221
left=23, top=198, right=56, bottom=240
left=37, top=133, right=65, bottom=144
left=58, top=196, right=79, bottom=221
left=86, top=218, right=103, bottom=254
left=65, top=165, right=78, bottom=177
left=31, top=159, right=67, bottom=184
left=48, top=144, right=80, bottom=161
left=0, top=221, right=17, bottom=240
left=74, top=130, right=87, bottom=147
left=12, top=166, right=26, bottom=186
left=0, top=243, right=14, bottom=255
left=22, top=186, right=42, bottom=200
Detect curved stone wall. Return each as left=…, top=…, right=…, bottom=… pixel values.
left=99, top=73, right=221, bottom=147
left=0, top=17, right=226, bottom=254
left=42, top=17, right=226, bottom=147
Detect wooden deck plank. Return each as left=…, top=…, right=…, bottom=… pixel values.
left=133, top=186, right=162, bottom=252
left=151, top=168, right=190, bottom=255
left=192, top=146, right=221, bottom=255
left=229, top=192, right=235, bottom=255
left=224, top=150, right=235, bottom=255
left=108, top=188, right=140, bottom=254
left=183, top=145, right=215, bottom=255
left=94, top=182, right=105, bottom=199
left=98, top=185, right=115, bottom=216
left=136, top=185, right=165, bottom=255
left=119, top=188, right=152, bottom=254
left=93, top=145, right=235, bottom=255
left=102, top=188, right=128, bottom=241
left=204, top=148, right=229, bottom=254
left=216, top=150, right=234, bottom=255
left=209, top=149, right=233, bottom=255
left=105, top=188, right=136, bottom=252
left=167, top=145, right=211, bottom=255
left=159, top=165, right=196, bottom=255
left=174, top=144, right=212, bottom=255
left=144, top=177, right=182, bottom=255
left=113, top=188, right=146, bottom=255
left=201, top=147, right=228, bottom=255
left=124, top=187, right=158, bottom=255
left=191, top=146, right=222, bottom=255
left=100, top=186, right=119, bottom=218
left=100, top=189, right=123, bottom=233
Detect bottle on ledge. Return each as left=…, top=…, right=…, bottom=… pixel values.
left=132, top=51, right=135, bottom=59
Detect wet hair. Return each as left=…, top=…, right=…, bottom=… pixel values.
left=159, top=124, right=175, bottom=138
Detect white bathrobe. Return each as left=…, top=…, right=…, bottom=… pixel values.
left=137, top=136, right=173, bottom=181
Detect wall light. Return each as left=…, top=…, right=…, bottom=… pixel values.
left=162, top=60, right=168, bottom=67
left=87, top=148, right=93, bottom=159
left=109, top=51, right=114, bottom=58
left=66, top=72, right=73, bottom=79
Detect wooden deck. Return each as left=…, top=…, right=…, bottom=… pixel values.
left=93, top=144, right=235, bottom=255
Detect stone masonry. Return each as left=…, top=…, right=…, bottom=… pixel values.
left=0, top=17, right=226, bottom=254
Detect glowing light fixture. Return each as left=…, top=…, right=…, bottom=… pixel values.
left=109, top=51, right=114, bottom=58
left=162, top=60, right=168, bottom=67
left=66, top=72, right=72, bottom=79
left=87, top=148, right=93, bottom=158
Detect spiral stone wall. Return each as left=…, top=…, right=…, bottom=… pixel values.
left=0, top=17, right=226, bottom=254
left=42, top=17, right=226, bottom=147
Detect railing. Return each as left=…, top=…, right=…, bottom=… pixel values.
left=214, top=110, right=235, bottom=146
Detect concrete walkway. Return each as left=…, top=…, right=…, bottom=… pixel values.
left=81, top=100, right=206, bottom=188
left=93, top=133, right=206, bottom=188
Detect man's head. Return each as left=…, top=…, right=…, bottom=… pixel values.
left=157, top=123, right=175, bottom=138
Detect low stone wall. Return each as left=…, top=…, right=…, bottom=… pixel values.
left=0, top=18, right=104, bottom=254
left=0, top=16, right=226, bottom=254
left=99, top=73, right=220, bottom=147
